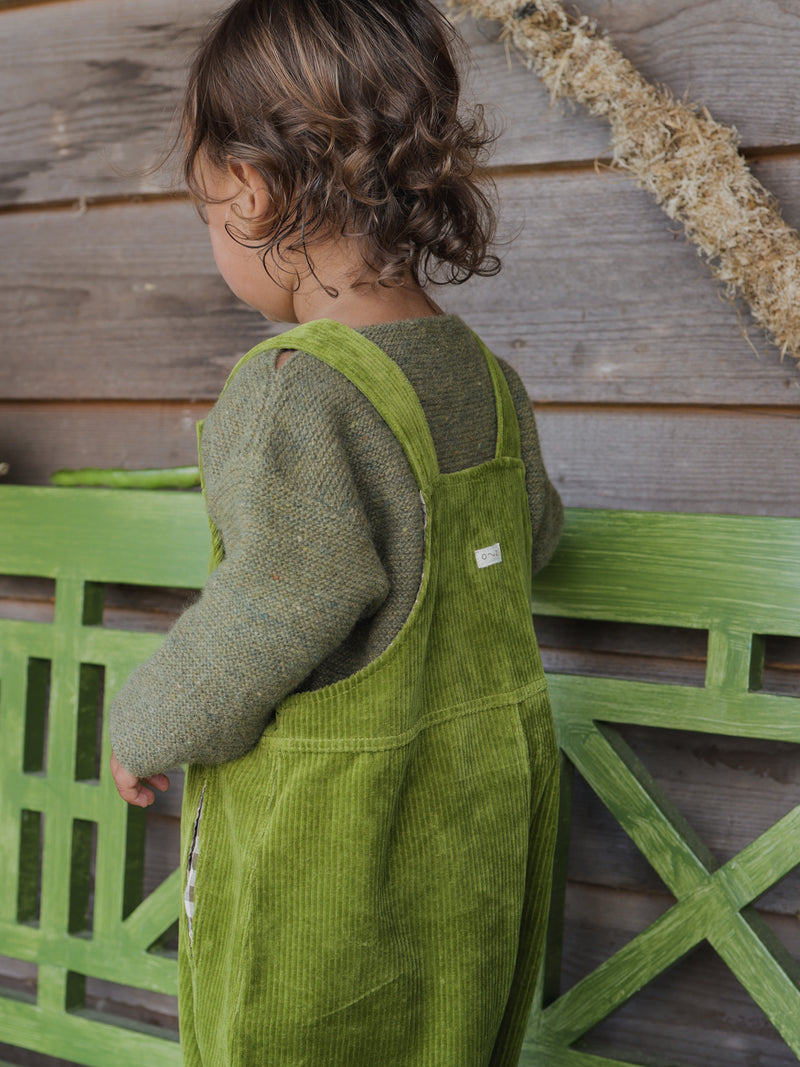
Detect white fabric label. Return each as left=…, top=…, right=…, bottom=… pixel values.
left=475, top=542, right=502, bottom=569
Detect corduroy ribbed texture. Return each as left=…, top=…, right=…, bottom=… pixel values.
left=179, top=321, right=559, bottom=1066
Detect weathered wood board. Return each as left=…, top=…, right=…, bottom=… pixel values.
left=3, top=0, right=800, bottom=205
left=0, top=0, right=219, bottom=207
left=470, top=0, right=800, bottom=168
left=3, top=403, right=800, bottom=519
left=0, top=403, right=209, bottom=485
left=563, top=728, right=800, bottom=915
left=4, top=162, right=800, bottom=404
left=447, top=160, right=800, bottom=400
left=0, top=199, right=269, bottom=401
left=535, top=407, right=800, bottom=518
left=560, top=883, right=800, bottom=1067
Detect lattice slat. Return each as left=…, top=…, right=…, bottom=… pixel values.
left=0, top=487, right=208, bottom=1065
left=525, top=509, right=800, bottom=1066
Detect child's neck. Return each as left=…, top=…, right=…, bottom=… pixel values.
left=296, top=283, right=443, bottom=328
left=290, top=239, right=445, bottom=328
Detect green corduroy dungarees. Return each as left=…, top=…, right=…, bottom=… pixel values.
left=179, top=320, right=559, bottom=1066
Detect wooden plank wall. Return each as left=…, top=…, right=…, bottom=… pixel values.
left=1, top=0, right=799, bottom=1063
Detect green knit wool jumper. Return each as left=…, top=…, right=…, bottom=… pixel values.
left=179, top=319, right=559, bottom=1066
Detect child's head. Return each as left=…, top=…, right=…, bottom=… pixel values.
left=181, top=0, right=500, bottom=289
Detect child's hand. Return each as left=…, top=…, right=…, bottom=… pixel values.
left=110, top=752, right=170, bottom=807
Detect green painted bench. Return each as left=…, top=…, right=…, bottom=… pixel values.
left=0, top=486, right=798, bottom=1066
left=525, top=510, right=800, bottom=1065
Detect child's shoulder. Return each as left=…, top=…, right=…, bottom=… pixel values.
left=202, top=340, right=377, bottom=468
left=215, top=340, right=360, bottom=412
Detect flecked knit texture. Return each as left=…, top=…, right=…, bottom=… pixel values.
left=109, top=315, right=562, bottom=777
left=177, top=319, right=560, bottom=1066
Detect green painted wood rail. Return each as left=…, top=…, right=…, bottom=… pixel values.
left=0, top=487, right=798, bottom=1065
left=0, top=487, right=209, bottom=1066
left=524, top=509, right=800, bottom=1066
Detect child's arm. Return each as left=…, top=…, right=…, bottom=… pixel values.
left=109, top=354, right=390, bottom=780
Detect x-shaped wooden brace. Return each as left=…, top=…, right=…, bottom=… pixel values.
left=527, top=671, right=800, bottom=1067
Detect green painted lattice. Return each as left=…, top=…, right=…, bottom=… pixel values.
left=524, top=509, right=800, bottom=1065
left=0, top=486, right=209, bottom=1065
left=1, top=489, right=799, bottom=1064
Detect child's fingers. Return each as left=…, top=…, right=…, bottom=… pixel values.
left=143, top=773, right=171, bottom=793
left=130, top=784, right=156, bottom=807
left=117, top=776, right=154, bottom=807
left=110, top=753, right=162, bottom=807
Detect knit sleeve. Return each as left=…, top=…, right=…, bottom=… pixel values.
left=108, top=353, right=390, bottom=778
left=497, top=359, right=564, bottom=575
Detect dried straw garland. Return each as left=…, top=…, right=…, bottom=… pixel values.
left=454, top=0, right=800, bottom=361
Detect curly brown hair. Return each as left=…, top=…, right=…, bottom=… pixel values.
left=181, top=0, right=500, bottom=287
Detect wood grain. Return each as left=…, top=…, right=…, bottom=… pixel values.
left=0, top=403, right=209, bottom=484
left=559, top=883, right=800, bottom=1067
left=0, top=0, right=220, bottom=207
left=2, top=0, right=800, bottom=204
left=564, top=728, right=800, bottom=916
left=446, top=161, right=800, bottom=402
left=2, top=402, right=799, bottom=517
left=470, top=0, right=800, bottom=168
left=535, top=406, right=800, bottom=518
left=0, top=200, right=271, bottom=400
left=3, top=162, right=800, bottom=403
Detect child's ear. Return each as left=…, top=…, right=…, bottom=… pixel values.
left=227, top=160, right=270, bottom=222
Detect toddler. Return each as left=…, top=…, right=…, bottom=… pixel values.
left=109, top=1, right=564, bottom=1063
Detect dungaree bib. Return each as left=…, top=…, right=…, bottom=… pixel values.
left=179, top=320, right=559, bottom=1066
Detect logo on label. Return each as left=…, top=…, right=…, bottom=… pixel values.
left=475, top=542, right=502, bottom=569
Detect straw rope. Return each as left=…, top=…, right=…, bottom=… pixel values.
left=455, top=0, right=800, bottom=360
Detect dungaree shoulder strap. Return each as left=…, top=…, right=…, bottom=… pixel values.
left=471, top=335, right=523, bottom=463
left=232, top=319, right=441, bottom=490
left=201, top=319, right=525, bottom=567
left=239, top=319, right=523, bottom=476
